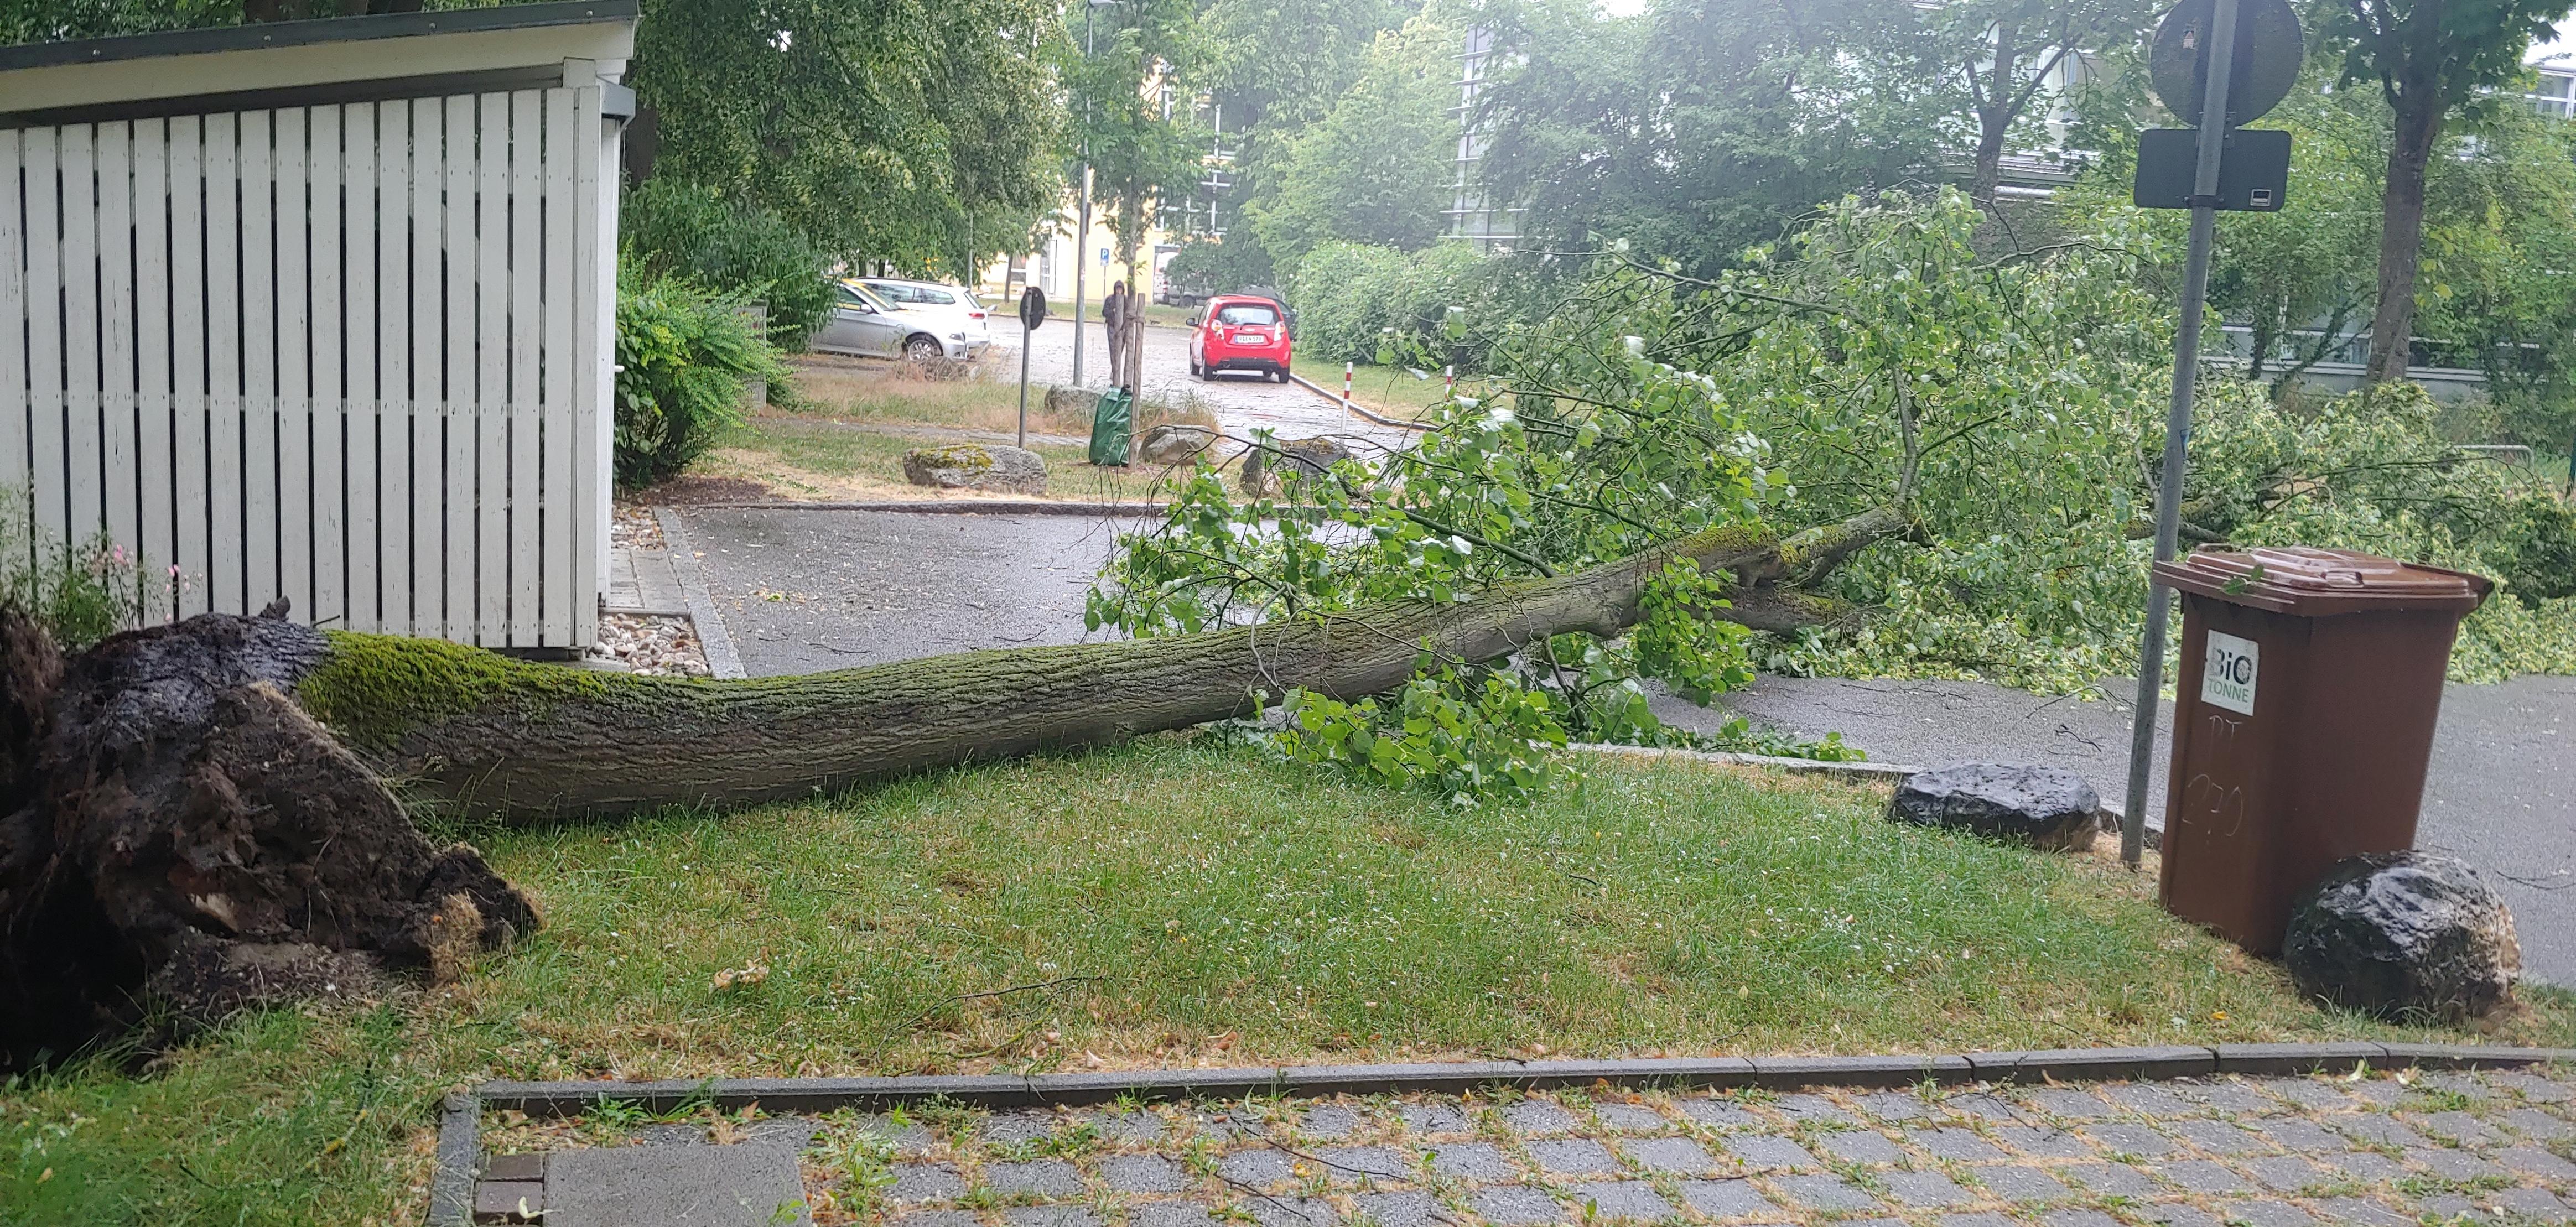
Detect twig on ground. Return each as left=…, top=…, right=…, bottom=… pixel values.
left=881, top=975, right=1105, bottom=1042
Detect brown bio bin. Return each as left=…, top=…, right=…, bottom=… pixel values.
left=2153, top=547, right=2491, bottom=953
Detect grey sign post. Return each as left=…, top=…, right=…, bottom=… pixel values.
left=2120, top=0, right=2302, bottom=870
left=1017, top=287, right=1047, bottom=450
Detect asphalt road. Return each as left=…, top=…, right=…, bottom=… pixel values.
left=678, top=505, right=1143, bottom=676
left=683, top=505, right=2575, bottom=987
left=999, top=319, right=1414, bottom=456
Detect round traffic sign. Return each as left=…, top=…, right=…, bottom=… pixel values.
left=1018, top=285, right=1047, bottom=332
left=2149, top=0, right=2303, bottom=127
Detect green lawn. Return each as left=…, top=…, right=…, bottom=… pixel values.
left=6, top=742, right=2569, bottom=1223
left=701, top=414, right=1182, bottom=504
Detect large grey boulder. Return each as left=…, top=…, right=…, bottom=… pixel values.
left=1139, top=423, right=1221, bottom=466
left=2283, top=851, right=2520, bottom=1021
left=1044, top=385, right=1106, bottom=419
left=1240, top=436, right=1354, bottom=497
left=901, top=444, right=1047, bottom=495
left=1887, top=762, right=2100, bottom=850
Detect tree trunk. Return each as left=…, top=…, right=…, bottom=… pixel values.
left=1967, top=24, right=2019, bottom=206
left=309, top=516, right=1903, bottom=823
left=2366, top=94, right=2444, bottom=383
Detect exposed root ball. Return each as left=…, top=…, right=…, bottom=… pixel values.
left=0, top=611, right=538, bottom=1068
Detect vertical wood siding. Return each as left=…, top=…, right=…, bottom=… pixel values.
left=1, top=87, right=606, bottom=647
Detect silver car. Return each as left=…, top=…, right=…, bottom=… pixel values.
left=809, top=280, right=975, bottom=361
left=857, top=277, right=994, bottom=358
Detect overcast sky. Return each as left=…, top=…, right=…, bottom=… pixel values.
left=2533, top=22, right=2571, bottom=69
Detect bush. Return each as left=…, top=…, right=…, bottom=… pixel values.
left=1281, top=241, right=1529, bottom=370
left=614, top=274, right=786, bottom=490
left=620, top=178, right=837, bottom=349
left=1160, top=234, right=1275, bottom=301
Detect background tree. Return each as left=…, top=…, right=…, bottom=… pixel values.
left=1063, top=0, right=1209, bottom=306
left=1473, top=0, right=1942, bottom=273
left=2320, top=0, right=2573, bottom=382
left=1187, top=0, right=1420, bottom=275
left=1922, top=0, right=2158, bottom=204
left=1248, top=18, right=1458, bottom=271
left=2403, top=95, right=2576, bottom=445
left=2200, top=83, right=2387, bottom=393
left=629, top=0, right=1064, bottom=280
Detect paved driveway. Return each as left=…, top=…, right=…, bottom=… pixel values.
left=678, top=505, right=1143, bottom=676
left=999, top=320, right=1413, bottom=456
left=683, top=505, right=2575, bottom=986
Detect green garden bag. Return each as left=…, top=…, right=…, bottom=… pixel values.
left=1088, top=388, right=1133, bottom=466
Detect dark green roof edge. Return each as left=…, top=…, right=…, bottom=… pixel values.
left=0, top=1, right=637, bottom=75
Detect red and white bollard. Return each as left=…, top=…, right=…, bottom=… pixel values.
left=1343, top=361, right=1353, bottom=403
left=1445, top=365, right=1456, bottom=398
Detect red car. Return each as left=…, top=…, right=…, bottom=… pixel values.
left=1187, top=295, right=1293, bottom=383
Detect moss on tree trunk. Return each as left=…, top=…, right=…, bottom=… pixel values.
left=298, top=520, right=1851, bottom=822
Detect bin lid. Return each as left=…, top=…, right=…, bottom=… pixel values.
left=2153, top=547, right=2490, bottom=617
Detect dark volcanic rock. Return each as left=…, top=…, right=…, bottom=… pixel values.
left=2283, top=852, right=2520, bottom=1021
left=1887, top=762, right=2101, bottom=850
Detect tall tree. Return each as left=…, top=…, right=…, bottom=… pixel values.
left=2323, top=0, right=2573, bottom=382
left=1474, top=0, right=1941, bottom=273
left=1925, top=0, right=2157, bottom=204
left=1063, top=0, right=1208, bottom=295
left=1195, top=0, right=1422, bottom=229
left=630, top=0, right=1065, bottom=278
left=1248, top=18, right=1458, bottom=269
left=2203, top=76, right=2387, bottom=393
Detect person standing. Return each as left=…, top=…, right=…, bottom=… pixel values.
left=1101, top=280, right=1131, bottom=389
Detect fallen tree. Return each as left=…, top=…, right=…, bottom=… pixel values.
left=0, top=508, right=1898, bottom=1064
left=318, top=512, right=1903, bottom=819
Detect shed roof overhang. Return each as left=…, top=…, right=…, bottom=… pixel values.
left=0, top=0, right=636, bottom=127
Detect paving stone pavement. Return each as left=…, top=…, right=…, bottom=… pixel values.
left=481, top=1064, right=2576, bottom=1226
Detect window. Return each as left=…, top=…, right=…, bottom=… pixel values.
left=2531, top=70, right=2573, bottom=118
left=915, top=287, right=957, bottom=305
left=1214, top=303, right=1279, bottom=325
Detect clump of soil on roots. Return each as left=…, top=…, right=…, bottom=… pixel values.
left=0, top=606, right=537, bottom=1068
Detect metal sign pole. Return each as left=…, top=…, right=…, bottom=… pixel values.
left=1016, top=287, right=1047, bottom=451
left=2124, top=0, right=2242, bottom=870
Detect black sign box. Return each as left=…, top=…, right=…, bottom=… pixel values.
left=2133, top=127, right=2291, bottom=211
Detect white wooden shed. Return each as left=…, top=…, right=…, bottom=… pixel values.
left=0, top=1, right=636, bottom=651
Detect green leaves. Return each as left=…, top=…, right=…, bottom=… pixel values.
left=1273, top=666, right=1573, bottom=807
left=630, top=0, right=1064, bottom=278
left=613, top=271, right=786, bottom=490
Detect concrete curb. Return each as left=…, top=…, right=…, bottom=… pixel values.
left=474, top=1044, right=2576, bottom=1119
left=652, top=507, right=747, bottom=680
left=429, top=1093, right=480, bottom=1227
left=668, top=498, right=1174, bottom=516
left=1286, top=372, right=1438, bottom=433
left=1566, top=741, right=1923, bottom=779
